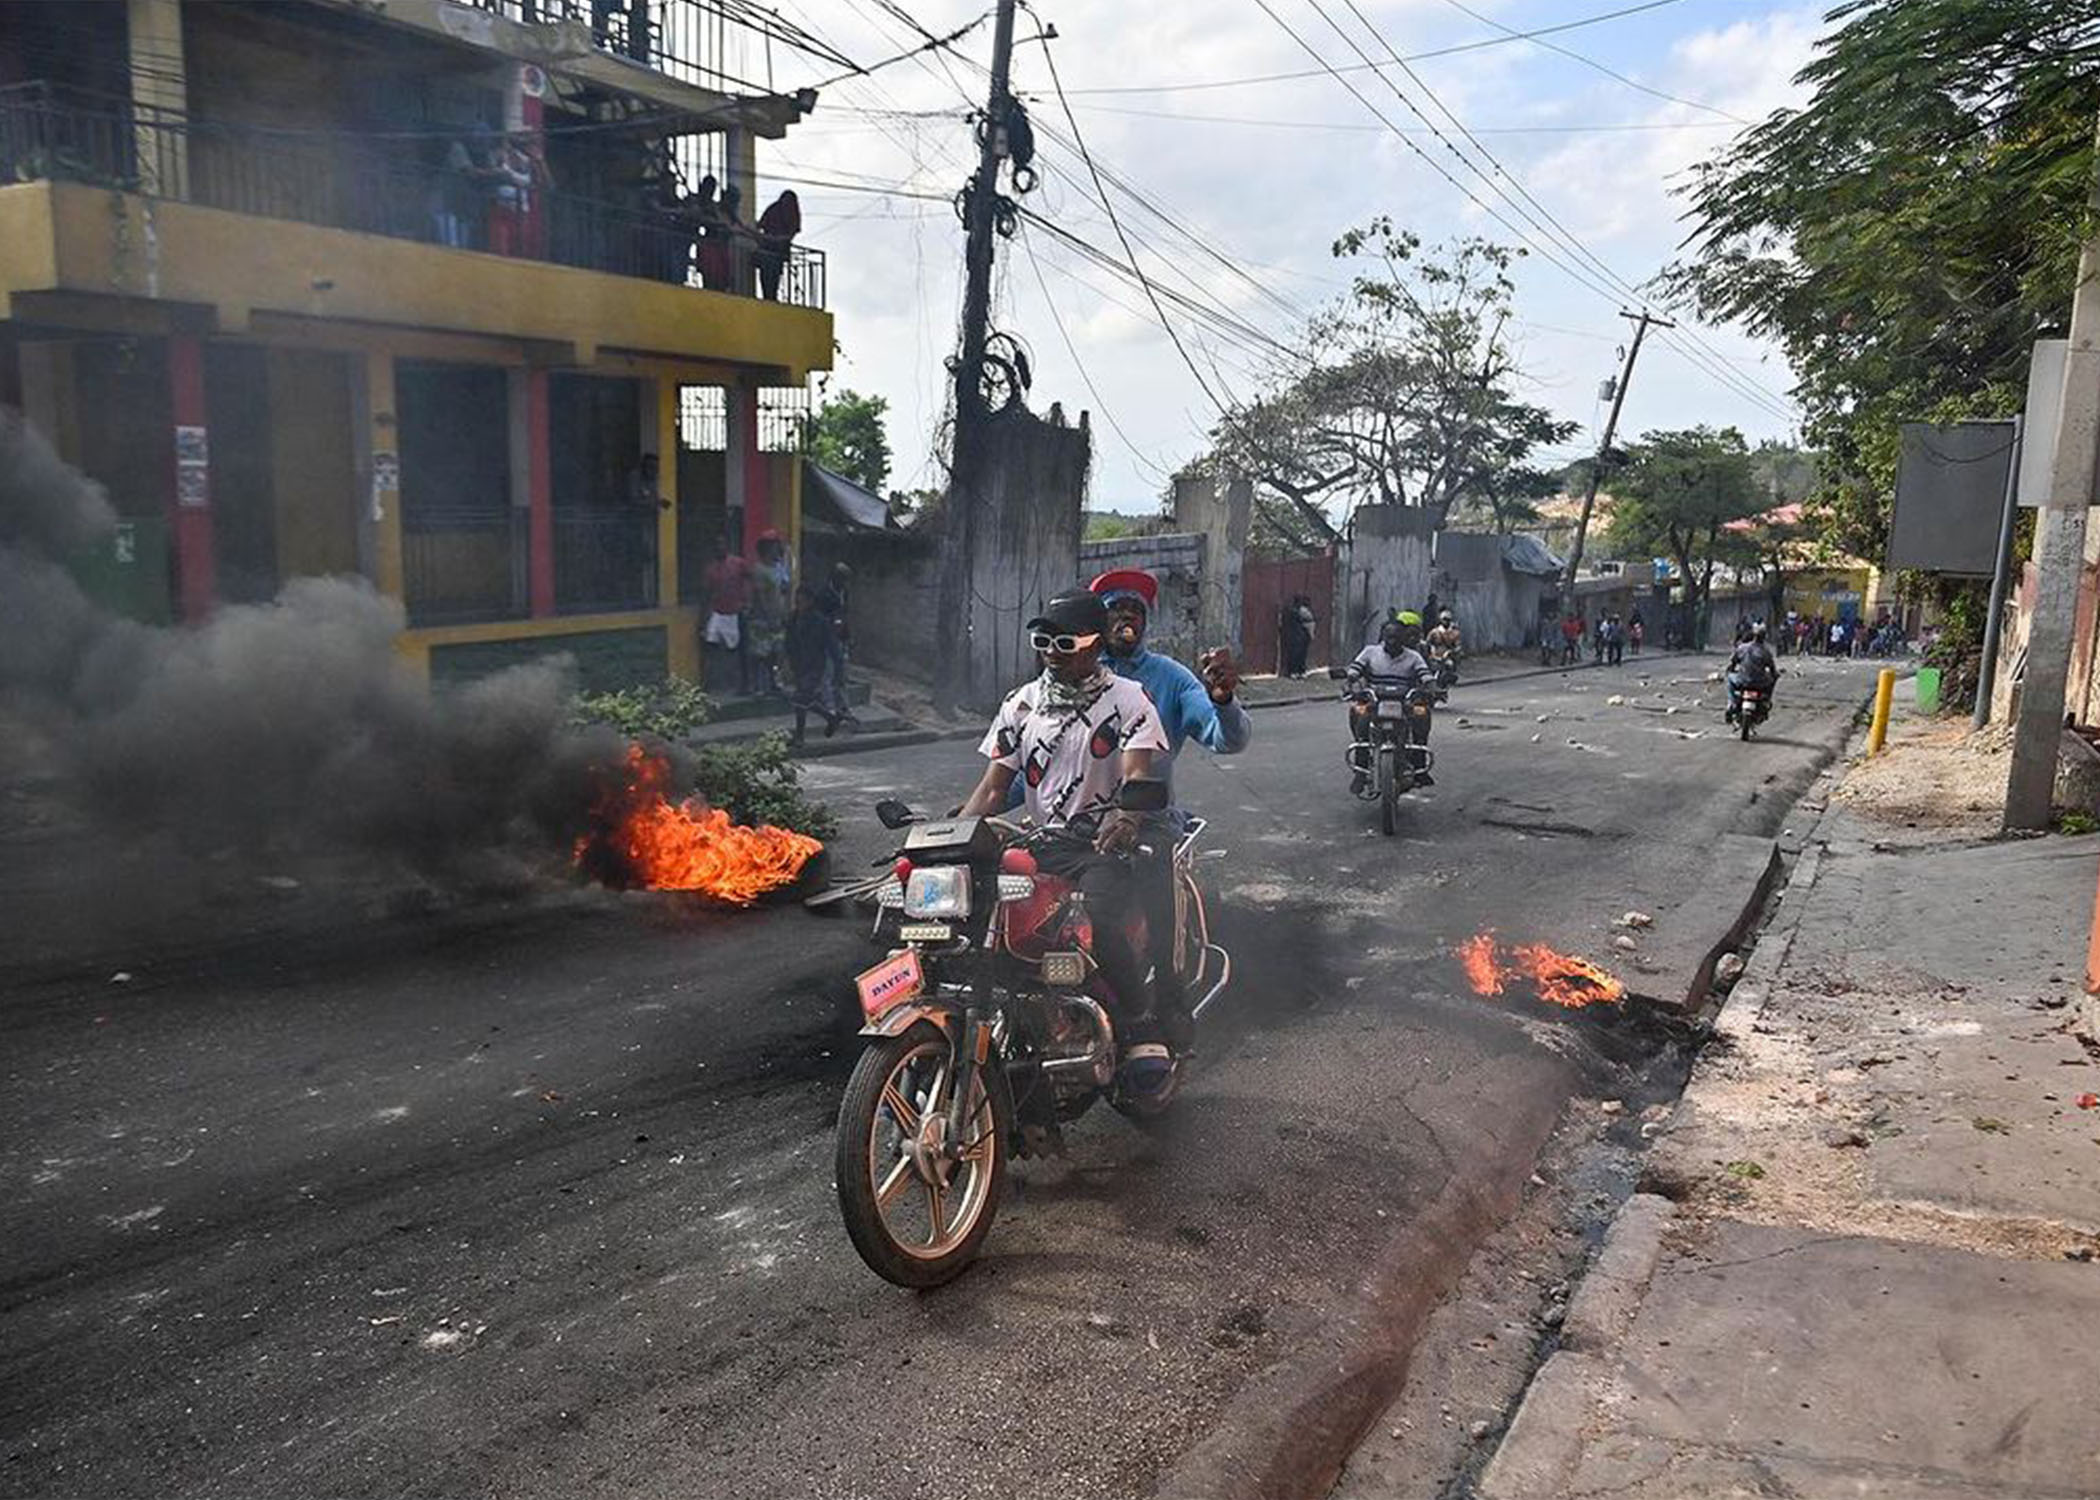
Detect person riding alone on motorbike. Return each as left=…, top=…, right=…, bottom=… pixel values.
left=1089, top=568, right=1250, bottom=793
left=1346, top=613, right=1439, bottom=792
left=1425, top=608, right=1463, bottom=682
left=1725, top=621, right=1780, bottom=724
left=956, top=589, right=1179, bottom=1093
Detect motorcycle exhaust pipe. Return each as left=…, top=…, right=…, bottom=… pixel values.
left=1038, top=996, right=1116, bottom=1087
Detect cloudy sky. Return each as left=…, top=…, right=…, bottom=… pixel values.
left=746, top=0, right=1823, bottom=511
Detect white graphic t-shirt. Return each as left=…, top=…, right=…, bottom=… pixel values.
left=980, top=671, right=1169, bottom=828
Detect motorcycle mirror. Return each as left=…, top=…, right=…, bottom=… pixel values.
left=874, top=798, right=917, bottom=830
left=1116, top=779, right=1170, bottom=813
left=1327, top=664, right=1350, bottom=680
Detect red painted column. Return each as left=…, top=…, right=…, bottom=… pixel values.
left=167, top=335, right=216, bottom=622
left=526, top=368, right=555, bottom=616
left=737, top=384, right=771, bottom=557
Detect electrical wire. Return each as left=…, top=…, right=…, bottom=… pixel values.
left=1437, top=0, right=1748, bottom=125
left=1322, top=0, right=1796, bottom=419
left=1058, top=0, right=1696, bottom=97
left=1257, top=0, right=1795, bottom=426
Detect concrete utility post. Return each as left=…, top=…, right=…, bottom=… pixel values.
left=931, top=0, right=1020, bottom=713
left=1561, top=309, right=1670, bottom=598
left=2004, top=113, right=2100, bottom=831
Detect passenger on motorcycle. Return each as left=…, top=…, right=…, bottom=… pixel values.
left=1725, top=622, right=1780, bottom=724
left=1089, top=568, right=1250, bottom=790
left=956, top=588, right=1179, bottom=1090
left=1346, top=614, right=1439, bottom=791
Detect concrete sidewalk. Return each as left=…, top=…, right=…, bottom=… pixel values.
left=1477, top=727, right=2100, bottom=1498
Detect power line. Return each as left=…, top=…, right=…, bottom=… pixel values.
left=1019, top=224, right=1172, bottom=481
left=1064, top=102, right=1743, bottom=135
left=1256, top=0, right=1794, bottom=425
left=1321, top=0, right=1795, bottom=420
left=1059, top=0, right=1696, bottom=96
left=1437, top=0, right=1748, bottom=125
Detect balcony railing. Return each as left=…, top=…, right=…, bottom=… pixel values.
left=404, top=508, right=526, bottom=627
left=554, top=511, right=659, bottom=616
left=0, top=85, right=824, bottom=309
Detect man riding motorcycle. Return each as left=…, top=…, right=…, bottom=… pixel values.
left=1425, top=608, right=1463, bottom=682
left=1725, top=621, right=1780, bottom=724
left=1346, top=613, right=1439, bottom=791
left=956, top=588, right=1177, bottom=1093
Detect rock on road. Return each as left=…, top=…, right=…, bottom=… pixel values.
left=0, top=657, right=1880, bottom=1500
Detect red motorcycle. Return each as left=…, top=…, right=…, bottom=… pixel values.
left=828, top=784, right=1230, bottom=1287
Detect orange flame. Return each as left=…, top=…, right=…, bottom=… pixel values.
left=573, top=746, right=821, bottom=905
left=1457, top=931, right=1625, bottom=1008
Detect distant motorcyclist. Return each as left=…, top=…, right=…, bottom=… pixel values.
left=1345, top=613, right=1438, bottom=791
left=1725, top=622, right=1779, bottom=724
left=1425, top=609, right=1463, bottom=682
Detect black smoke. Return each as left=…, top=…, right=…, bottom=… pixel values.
left=0, top=408, right=632, bottom=880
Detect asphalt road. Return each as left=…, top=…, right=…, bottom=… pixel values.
left=1, top=655, right=1883, bottom=1500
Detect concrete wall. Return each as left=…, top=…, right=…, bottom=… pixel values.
left=1339, top=503, right=1440, bottom=648
left=1172, top=474, right=1251, bottom=654
left=1435, top=530, right=1552, bottom=651
left=1080, top=530, right=1206, bottom=663
left=961, top=410, right=1089, bottom=703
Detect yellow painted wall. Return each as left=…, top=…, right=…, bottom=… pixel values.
left=0, top=182, right=834, bottom=379
left=266, top=347, right=361, bottom=579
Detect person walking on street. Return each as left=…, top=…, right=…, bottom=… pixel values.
left=785, top=585, right=843, bottom=744
left=1560, top=611, right=1583, bottom=666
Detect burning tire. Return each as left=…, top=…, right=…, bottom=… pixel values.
left=835, top=1025, right=1010, bottom=1287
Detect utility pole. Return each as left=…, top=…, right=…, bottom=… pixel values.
left=931, top=0, right=1019, bottom=714
left=1561, top=309, right=1671, bottom=599
left=2004, top=111, right=2100, bottom=830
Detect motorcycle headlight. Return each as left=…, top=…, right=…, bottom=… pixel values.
left=903, top=865, right=971, bottom=920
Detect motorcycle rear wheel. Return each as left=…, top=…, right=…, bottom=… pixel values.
left=1739, top=713, right=1754, bottom=741
left=835, top=1025, right=1009, bottom=1288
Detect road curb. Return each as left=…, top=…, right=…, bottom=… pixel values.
left=1558, top=1192, right=1676, bottom=1354
left=1151, top=1053, right=1570, bottom=1500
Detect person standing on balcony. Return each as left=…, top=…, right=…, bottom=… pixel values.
left=430, top=133, right=486, bottom=248
left=486, top=135, right=551, bottom=257
left=717, top=183, right=746, bottom=294
left=754, top=190, right=801, bottom=302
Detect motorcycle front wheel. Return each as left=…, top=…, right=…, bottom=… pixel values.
left=1377, top=744, right=1400, bottom=836
left=835, top=1024, right=1009, bottom=1288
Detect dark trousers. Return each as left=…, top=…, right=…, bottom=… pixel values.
left=1283, top=633, right=1310, bottom=677
left=1036, top=835, right=1173, bottom=1043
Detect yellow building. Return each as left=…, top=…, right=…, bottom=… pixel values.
left=0, top=0, right=831, bottom=687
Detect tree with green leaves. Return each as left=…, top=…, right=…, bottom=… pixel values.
left=1604, top=427, right=1766, bottom=647
left=1204, top=225, right=1574, bottom=544
left=802, top=389, right=893, bottom=495
left=1660, top=0, right=2098, bottom=563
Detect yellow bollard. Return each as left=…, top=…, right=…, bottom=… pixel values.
left=1867, top=667, right=1896, bottom=755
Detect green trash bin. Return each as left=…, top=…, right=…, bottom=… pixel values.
left=1915, top=665, right=1942, bottom=715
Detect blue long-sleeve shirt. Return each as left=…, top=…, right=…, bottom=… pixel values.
left=1106, top=646, right=1251, bottom=767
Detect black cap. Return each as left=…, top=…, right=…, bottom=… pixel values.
left=1027, top=588, right=1109, bottom=638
